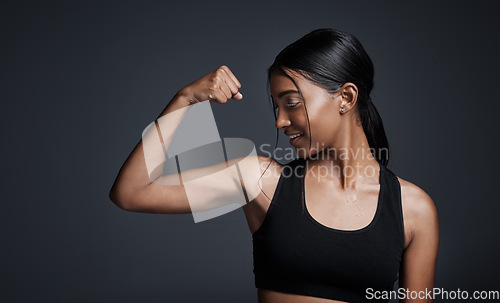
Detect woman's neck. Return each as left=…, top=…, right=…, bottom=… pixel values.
left=304, top=123, right=380, bottom=190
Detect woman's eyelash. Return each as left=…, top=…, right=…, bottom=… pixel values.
left=273, top=102, right=300, bottom=111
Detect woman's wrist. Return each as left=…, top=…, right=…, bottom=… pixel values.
left=157, top=91, right=192, bottom=118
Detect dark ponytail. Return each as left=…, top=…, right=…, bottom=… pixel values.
left=360, top=98, right=389, bottom=166
left=267, top=28, right=390, bottom=166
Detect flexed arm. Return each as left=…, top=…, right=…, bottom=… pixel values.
left=109, top=66, right=267, bottom=220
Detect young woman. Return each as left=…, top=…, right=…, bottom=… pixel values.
left=109, top=28, right=439, bottom=303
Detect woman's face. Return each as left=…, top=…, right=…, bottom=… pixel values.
left=269, top=70, right=344, bottom=159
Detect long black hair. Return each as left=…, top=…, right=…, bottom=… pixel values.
left=258, top=28, right=390, bottom=201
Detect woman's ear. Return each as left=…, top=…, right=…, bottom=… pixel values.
left=338, top=82, right=358, bottom=113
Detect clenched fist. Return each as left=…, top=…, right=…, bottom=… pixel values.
left=177, top=65, right=243, bottom=105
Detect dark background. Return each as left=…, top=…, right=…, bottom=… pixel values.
left=2, top=0, right=499, bottom=302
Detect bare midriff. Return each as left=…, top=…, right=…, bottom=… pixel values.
left=258, top=288, right=346, bottom=303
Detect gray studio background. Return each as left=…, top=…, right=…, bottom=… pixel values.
left=2, top=1, right=499, bottom=302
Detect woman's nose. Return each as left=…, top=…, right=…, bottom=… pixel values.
left=275, top=111, right=291, bottom=129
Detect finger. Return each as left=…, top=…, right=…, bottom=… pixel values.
left=218, top=81, right=233, bottom=100
left=220, top=69, right=243, bottom=100
left=232, top=92, right=243, bottom=100
left=220, top=65, right=241, bottom=89
left=220, top=68, right=240, bottom=97
left=208, top=88, right=228, bottom=104
left=210, top=69, right=231, bottom=101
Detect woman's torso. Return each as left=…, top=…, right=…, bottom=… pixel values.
left=242, top=157, right=414, bottom=303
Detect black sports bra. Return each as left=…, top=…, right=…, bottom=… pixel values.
left=252, top=158, right=405, bottom=303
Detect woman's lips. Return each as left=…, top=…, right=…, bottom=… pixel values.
left=289, top=133, right=303, bottom=146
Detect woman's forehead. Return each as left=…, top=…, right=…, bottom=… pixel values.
left=270, top=70, right=324, bottom=97
left=271, top=70, right=305, bottom=90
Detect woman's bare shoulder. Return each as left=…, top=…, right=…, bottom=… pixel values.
left=397, top=176, right=439, bottom=245
left=397, top=176, right=436, bottom=214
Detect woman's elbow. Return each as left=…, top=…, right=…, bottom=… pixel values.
left=108, top=187, right=134, bottom=211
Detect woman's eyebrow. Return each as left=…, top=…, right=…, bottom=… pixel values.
left=277, top=89, right=300, bottom=99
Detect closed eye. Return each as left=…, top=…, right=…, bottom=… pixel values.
left=273, top=102, right=300, bottom=116
left=286, top=102, right=300, bottom=108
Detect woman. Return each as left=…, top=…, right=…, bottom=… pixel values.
left=109, top=28, right=439, bottom=303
